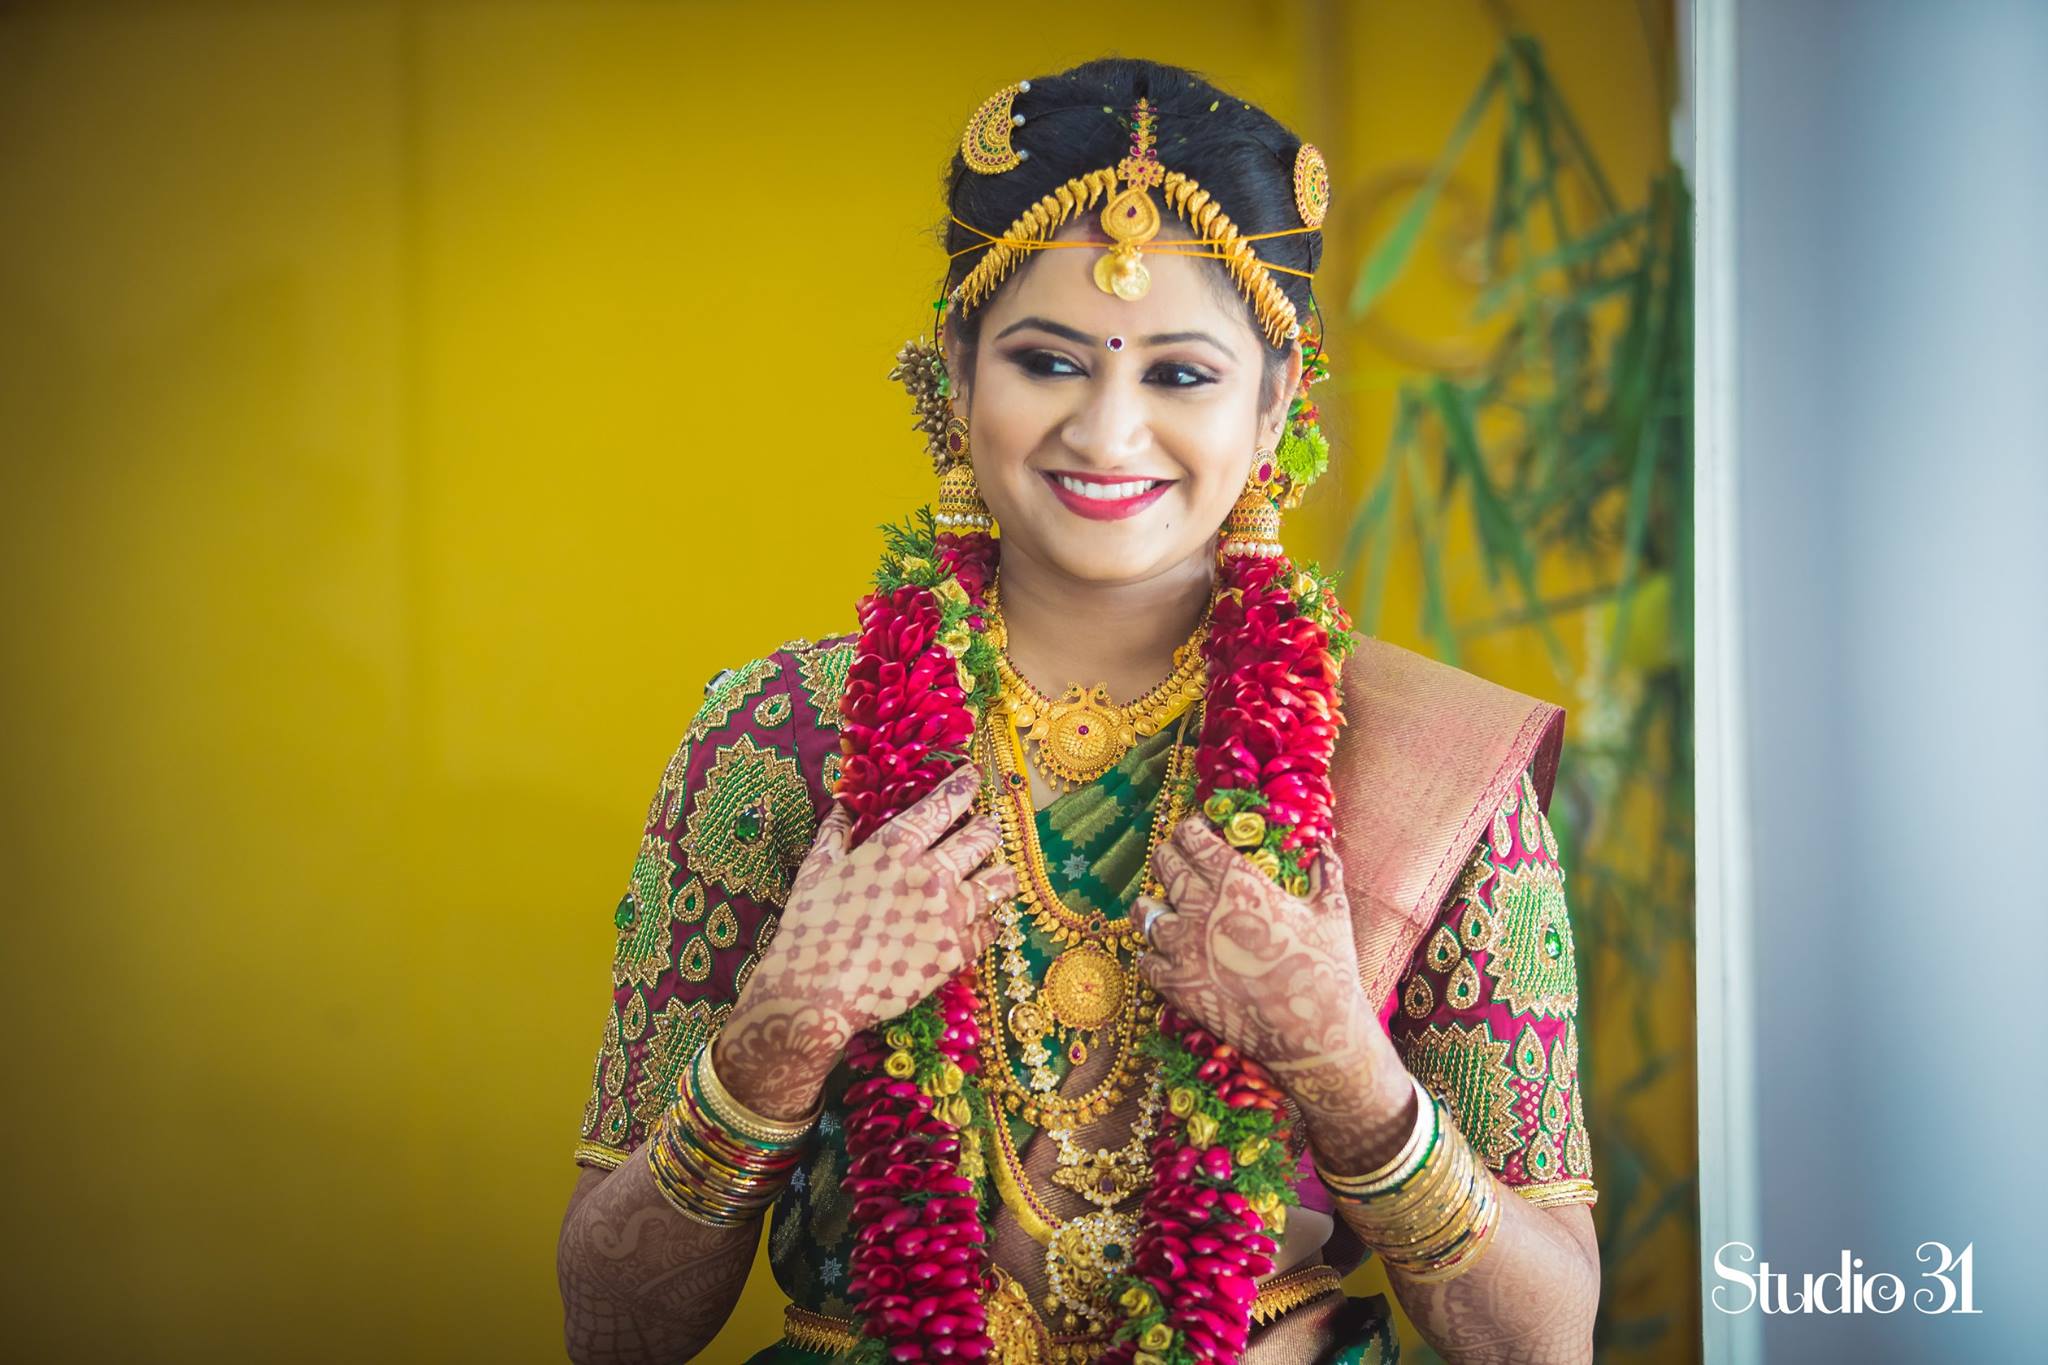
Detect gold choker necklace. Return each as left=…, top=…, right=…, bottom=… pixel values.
left=986, top=584, right=1209, bottom=790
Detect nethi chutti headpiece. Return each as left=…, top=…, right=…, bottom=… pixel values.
left=947, top=87, right=1329, bottom=348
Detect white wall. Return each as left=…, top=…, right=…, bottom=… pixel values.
left=1711, top=0, right=2047, bottom=1358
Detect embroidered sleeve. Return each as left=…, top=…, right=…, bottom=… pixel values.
left=1385, top=764, right=1596, bottom=1208
left=571, top=643, right=838, bottom=1170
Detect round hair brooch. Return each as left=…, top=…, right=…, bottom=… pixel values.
left=961, top=80, right=1031, bottom=175
left=1293, top=142, right=1330, bottom=229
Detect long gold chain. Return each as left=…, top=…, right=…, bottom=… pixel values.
left=975, top=705, right=1197, bottom=1128
left=977, top=707, right=1197, bottom=1339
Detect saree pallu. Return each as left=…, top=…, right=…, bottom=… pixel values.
left=571, top=633, right=1594, bottom=1361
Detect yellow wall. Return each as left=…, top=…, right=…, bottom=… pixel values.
left=0, top=2, right=1680, bottom=1360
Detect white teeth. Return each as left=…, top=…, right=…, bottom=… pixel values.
left=1056, top=474, right=1160, bottom=500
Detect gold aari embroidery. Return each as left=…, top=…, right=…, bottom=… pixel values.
left=1386, top=768, right=1599, bottom=1205
left=1400, top=1022, right=1521, bottom=1168
left=1446, top=955, right=1482, bottom=1010
left=686, top=656, right=780, bottom=744
left=615, top=832, right=679, bottom=989
left=1425, top=924, right=1461, bottom=973
left=706, top=901, right=740, bottom=949
left=1484, top=856, right=1579, bottom=1018
left=795, top=639, right=857, bottom=730
left=753, top=691, right=793, bottom=729
left=677, top=733, right=816, bottom=903
left=632, top=997, right=731, bottom=1142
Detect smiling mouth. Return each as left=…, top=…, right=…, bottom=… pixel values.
left=1042, top=470, right=1173, bottom=501
left=1038, top=468, right=1177, bottom=522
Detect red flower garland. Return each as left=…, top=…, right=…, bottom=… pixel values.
left=833, top=515, right=1349, bottom=1365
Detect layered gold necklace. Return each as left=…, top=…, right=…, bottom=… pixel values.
left=972, top=587, right=1208, bottom=1341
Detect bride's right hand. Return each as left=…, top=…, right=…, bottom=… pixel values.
left=711, top=761, right=1014, bottom=1117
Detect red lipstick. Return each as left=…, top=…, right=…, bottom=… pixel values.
left=1039, top=469, right=1174, bottom=522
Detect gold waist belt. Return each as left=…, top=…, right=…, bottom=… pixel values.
left=781, top=1262, right=1344, bottom=1361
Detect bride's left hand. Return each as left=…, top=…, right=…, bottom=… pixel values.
left=1137, top=816, right=1410, bottom=1156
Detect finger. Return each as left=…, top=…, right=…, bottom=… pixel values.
left=1151, top=840, right=1213, bottom=910
left=1172, top=813, right=1241, bottom=874
left=1132, top=894, right=1179, bottom=951
left=928, top=812, right=1002, bottom=882
left=1310, top=841, right=1347, bottom=903
left=883, top=761, right=983, bottom=853
left=960, top=885, right=1007, bottom=958
left=810, top=800, right=854, bottom=859
left=1144, top=898, right=1197, bottom=962
left=1135, top=944, right=1190, bottom=1002
left=962, top=859, right=1019, bottom=913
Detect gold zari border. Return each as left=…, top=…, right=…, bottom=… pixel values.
left=1249, top=1263, right=1344, bottom=1325
left=783, top=1305, right=862, bottom=1355
left=572, top=1140, right=629, bottom=1171
left=1511, top=1177, right=1599, bottom=1209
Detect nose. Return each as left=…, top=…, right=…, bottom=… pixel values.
left=1058, top=366, right=1151, bottom=467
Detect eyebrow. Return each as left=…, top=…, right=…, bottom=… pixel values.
left=994, top=316, right=1238, bottom=362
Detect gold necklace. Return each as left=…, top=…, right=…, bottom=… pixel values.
left=974, top=705, right=1198, bottom=1127
left=986, top=582, right=1208, bottom=791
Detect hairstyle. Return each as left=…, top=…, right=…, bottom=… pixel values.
left=939, top=57, right=1323, bottom=409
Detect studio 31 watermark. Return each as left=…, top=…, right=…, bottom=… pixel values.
left=1712, top=1241, right=1982, bottom=1315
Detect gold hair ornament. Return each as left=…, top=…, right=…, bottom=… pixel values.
left=962, top=80, right=1032, bottom=174
left=1293, top=143, right=1330, bottom=229
left=946, top=93, right=1326, bottom=348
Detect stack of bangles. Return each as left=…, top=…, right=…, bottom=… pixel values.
left=647, top=1040, right=820, bottom=1227
left=1314, top=1074, right=1503, bottom=1282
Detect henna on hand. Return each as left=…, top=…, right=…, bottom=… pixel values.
left=1139, top=817, right=1413, bottom=1169
left=716, top=761, right=1016, bottom=1118
left=557, top=1153, right=760, bottom=1365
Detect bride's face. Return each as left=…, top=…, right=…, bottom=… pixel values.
left=949, top=220, right=1301, bottom=589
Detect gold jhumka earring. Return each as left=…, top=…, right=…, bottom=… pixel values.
left=888, top=314, right=995, bottom=535
left=1219, top=447, right=1285, bottom=560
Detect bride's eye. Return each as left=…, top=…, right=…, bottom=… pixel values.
left=1147, top=362, right=1217, bottom=388
left=1012, top=349, right=1084, bottom=378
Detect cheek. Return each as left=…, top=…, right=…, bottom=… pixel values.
left=1168, top=425, right=1253, bottom=515
left=968, top=371, right=1048, bottom=469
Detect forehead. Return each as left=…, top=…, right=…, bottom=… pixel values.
left=977, top=218, right=1257, bottom=345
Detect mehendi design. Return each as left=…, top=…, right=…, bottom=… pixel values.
left=712, top=764, right=1017, bottom=1117
left=1140, top=818, right=1416, bottom=1171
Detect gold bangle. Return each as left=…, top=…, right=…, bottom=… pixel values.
left=1359, top=1120, right=1505, bottom=1282
left=1394, top=1179, right=1503, bottom=1282
left=1383, top=1138, right=1485, bottom=1247
left=1315, top=1074, right=1436, bottom=1196
left=646, top=1094, right=799, bottom=1227
left=694, top=1039, right=822, bottom=1147
left=1336, top=1117, right=1467, bottom=1241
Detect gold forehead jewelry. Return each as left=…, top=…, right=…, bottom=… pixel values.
left=947, top=90, right=1326, bottom=348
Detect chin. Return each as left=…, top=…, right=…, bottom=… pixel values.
left=1002, top=521, right=1202, bottom=586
